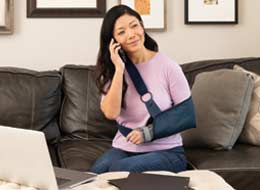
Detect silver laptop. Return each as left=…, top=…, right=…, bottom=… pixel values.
left=0, top=126, right=97, bottom=190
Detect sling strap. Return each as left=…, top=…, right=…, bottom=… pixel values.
left=117, top=51, right=196, bottom=140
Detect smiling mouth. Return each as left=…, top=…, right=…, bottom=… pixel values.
left=128, top=40, right=139, bottom=46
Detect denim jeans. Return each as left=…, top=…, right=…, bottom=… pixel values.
left=90, top=146, right=187, bottom=174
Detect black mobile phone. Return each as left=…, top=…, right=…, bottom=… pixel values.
left=118, top=48, right=128, bottom=63
left=113, top=38, right=128, bottom=63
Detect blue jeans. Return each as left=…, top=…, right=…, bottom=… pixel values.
left=90, top=146, right=187, bottom=174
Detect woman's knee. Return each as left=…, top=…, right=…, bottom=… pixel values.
left=89, top=159, right=111, bottom=174
left=90, top=148, right=128, bottom=174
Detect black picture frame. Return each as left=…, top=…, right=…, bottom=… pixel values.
left=27, top=0, right=106, bottom=18
left=185, top=0, right=238, bottom=24
left=0, top=0, right=14, bottom=34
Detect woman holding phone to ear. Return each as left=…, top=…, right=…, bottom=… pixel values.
left=91, top=5, right=194, bottom=174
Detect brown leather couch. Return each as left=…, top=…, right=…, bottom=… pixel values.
left=181, top=58, right=260, bottom=190
left=0, top=57, right=260, bottom=190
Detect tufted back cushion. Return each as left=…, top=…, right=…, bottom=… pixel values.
left=181, top=57, right=260, bottom=87
left=59, top=65, right=117, bottom=140
left=0, top=67, right=62, bottom=143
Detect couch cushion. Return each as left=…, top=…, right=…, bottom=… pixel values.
left=181, top=57, right=260, bottom=88
left=185, top=144, right=260, bottom=190
left=233, top=65, right=260, bottom=146
left=59, top=65, right=117, bottom=140
left=0, top=67, right=62, bottom=143
left=186, top=144, right=260, bottom=171
left=58, top=139, right=112, bottom=171
left=182, top=69, right=254, bottom=150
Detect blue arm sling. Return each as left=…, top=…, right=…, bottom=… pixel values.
left=117, top=50, right=196, bottom=140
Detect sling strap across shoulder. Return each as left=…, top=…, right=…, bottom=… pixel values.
left=117, top=50, right=196, bottom=141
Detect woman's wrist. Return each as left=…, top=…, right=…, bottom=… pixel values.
left=115, top=67, right=124, bottom=75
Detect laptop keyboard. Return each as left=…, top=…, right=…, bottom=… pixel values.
left=56, top=177, right=71, bottom=185
left=0, top=180, right=38, bottom=190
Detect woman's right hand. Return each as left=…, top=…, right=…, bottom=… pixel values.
left=109, top=38, right=125, bottom=73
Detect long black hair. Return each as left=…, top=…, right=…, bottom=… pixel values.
left=95, top=5, right=158, bottom=107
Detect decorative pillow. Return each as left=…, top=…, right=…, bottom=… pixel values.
left=233, top=65, right=260, bottom=145
left=182, top=69, right=254, bottom=150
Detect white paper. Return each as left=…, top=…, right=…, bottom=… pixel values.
left=37, top=0, right=96, bottom=8
left=189, top=0, right=235, bottom=22
left=0, top=0, right=5, bottom=26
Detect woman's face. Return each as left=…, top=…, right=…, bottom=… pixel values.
left=113, top=14, right=145, bottom=53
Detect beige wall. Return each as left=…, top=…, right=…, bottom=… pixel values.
left=0, top=0, right=259, bottom=71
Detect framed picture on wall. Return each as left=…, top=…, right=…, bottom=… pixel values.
left=120, top=0, right=166, bottom=31
left=27, top=0, right=106, bottom=18
left=0, top=0, right=14, bottom=34
left=185, top=0, right=238, bottom=24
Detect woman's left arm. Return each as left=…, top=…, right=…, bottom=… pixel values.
left=140, top=64, right=196, bottom=142
left=124, top=63, right=196, bottom=144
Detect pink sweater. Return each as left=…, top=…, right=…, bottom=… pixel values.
left=105, top=52, right=191, bottom=152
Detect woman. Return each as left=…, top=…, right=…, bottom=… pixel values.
left=91, top=5, right=194, bottom=174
